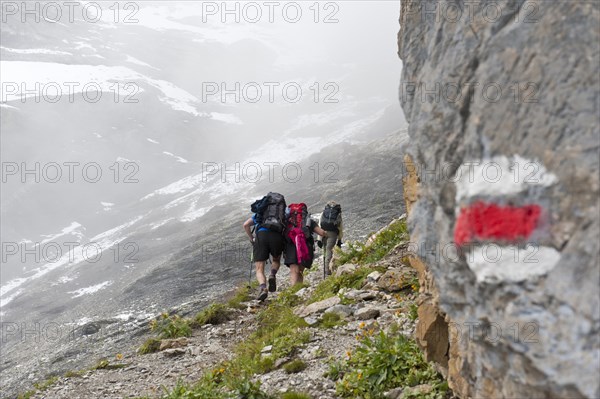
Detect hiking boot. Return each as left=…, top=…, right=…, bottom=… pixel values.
left=256, top=288, right=268, bottom=302
left=268, top=275, right=277, bottom=292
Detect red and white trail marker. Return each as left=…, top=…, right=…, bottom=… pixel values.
left=453, top=155, right=560, bottom=283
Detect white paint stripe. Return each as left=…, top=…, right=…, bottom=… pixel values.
left=455, top=155, right=558, bottom=202
left=465, top=245, right=560, bottom=283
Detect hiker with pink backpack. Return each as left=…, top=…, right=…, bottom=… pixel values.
left=283, top=203, right=328, bottom=285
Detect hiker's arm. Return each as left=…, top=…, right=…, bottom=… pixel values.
left=243, top=218, right=254, bottom=242
left=314, top=225, right=328, bottom=237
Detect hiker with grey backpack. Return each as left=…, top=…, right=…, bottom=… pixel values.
left=317, top=201, right=343, bottom=276
left=243, top=192, right=287, bottom=301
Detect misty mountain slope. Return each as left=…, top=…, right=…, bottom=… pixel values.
left=0, top=128, right=407, bottom=397
left=123, top=130, right=409, bottom=302
left=1, top=2, right=403, bottom=266
left=1, top=3, right=405, bottom=396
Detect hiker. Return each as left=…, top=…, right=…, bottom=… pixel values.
left=243, top=192, right=287, bottom=301
left=284, top=203, right=328, bottom=285
left=317, top=201, right=343, bottom=275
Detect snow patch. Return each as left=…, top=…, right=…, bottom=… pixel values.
left=0, top=61, right=199, bottom=115
left=40, top=222, right=85, bottom=244
left=1, top=46, right=72, bottom=56
left=0, top=289, right=23, bottom=308
left=101, top=202, right=114, bottom=211
left=125, top=55, right=158, bottom=70
left=210, top=112, right=243, bottom=125
left=0, top=216, right=143, bottom=301
left=68, top=281, right=112, bottom=298
left=163, top=151, right=188, bottom=163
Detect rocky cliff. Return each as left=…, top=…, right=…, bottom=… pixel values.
left=397, top=1, right=599, bottom=398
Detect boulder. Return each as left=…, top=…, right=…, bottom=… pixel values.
left=159, top=337, right=188, bottom=351
left=325, top=304, right=353, bottom=318
left=355, top=307, right=380, bottom=320
left=334, top=264, right=357, bottom=277
left=162, top=348, right=186, bottom=357
left=294, top=296, right=341, bottom=318
left=367, top=271, right=383, bottom=282
left=377, top=269, right=414, bottom=292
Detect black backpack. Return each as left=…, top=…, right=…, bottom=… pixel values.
left=250, top=192, right=287, bottom=233
left=320, top=203, right=342, bottom=232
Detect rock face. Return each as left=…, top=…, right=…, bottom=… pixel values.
left=398, top=1, right=599, bottom=398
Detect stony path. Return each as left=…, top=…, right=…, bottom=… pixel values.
left=28, top=253, right=418, bottom=399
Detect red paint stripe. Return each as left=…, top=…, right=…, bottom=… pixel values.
left=454, top=201, right=541, bottom=246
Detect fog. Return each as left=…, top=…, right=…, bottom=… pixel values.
left=0, top=1, right=403, bottom=312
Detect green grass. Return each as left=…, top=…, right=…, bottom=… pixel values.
left=308, top=266, right=384, bottom=304
left=408, top=303, right=419, bottom=321
left=139, top=337, right=162, bottom=354
left=335, top=219, right=409, bottom=266
left=150, top=313, right=192, bottom=339
left=227, top=284, right=254, bottom=309
left=92, top=358, right=128, bottom=370
left=281, top=391, right=311, bottom=399
left=319, top=312, right=346, bottom=329
left=283, top=359, right=307, bottom=374
left=17, top=375, right=60, bottom=399
left=194, top=303, right=232, bottom=326
left=330, top=331, right=448, bottom=399
left=159, top=284, right=311, bottom=398
left=64, top=369, right=86, bottom=378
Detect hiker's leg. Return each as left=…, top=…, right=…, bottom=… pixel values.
left=290, top=264, right=301, bottom=285
left=255, top=261, right=266, bottom=285
left=271, top=256, right=281, bottom=273
left=322, top=235, right=328, bottom=263
left=296, top=266, right=305, bottom=285
left=325, top=231, right=338, bottom=271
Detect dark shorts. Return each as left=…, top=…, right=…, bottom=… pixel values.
left=284, top=237, right=315, bottom=268
left=253, top=230, right=285, bottom=262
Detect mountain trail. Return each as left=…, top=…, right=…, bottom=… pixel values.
left=24, top=218, right=452, bottom=399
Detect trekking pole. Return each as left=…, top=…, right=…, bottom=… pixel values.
left=248, top=226, right=256, bottom=288
left=249, top=247, right=254, bottom=289
left=323, top=239, right=326, bottom=280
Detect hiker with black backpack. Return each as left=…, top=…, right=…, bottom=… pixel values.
left=283, top=203, right=328, bottom=285
left=243, top=192, right=287, bottom=301
left=317, top=201, right=343, bottom=276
